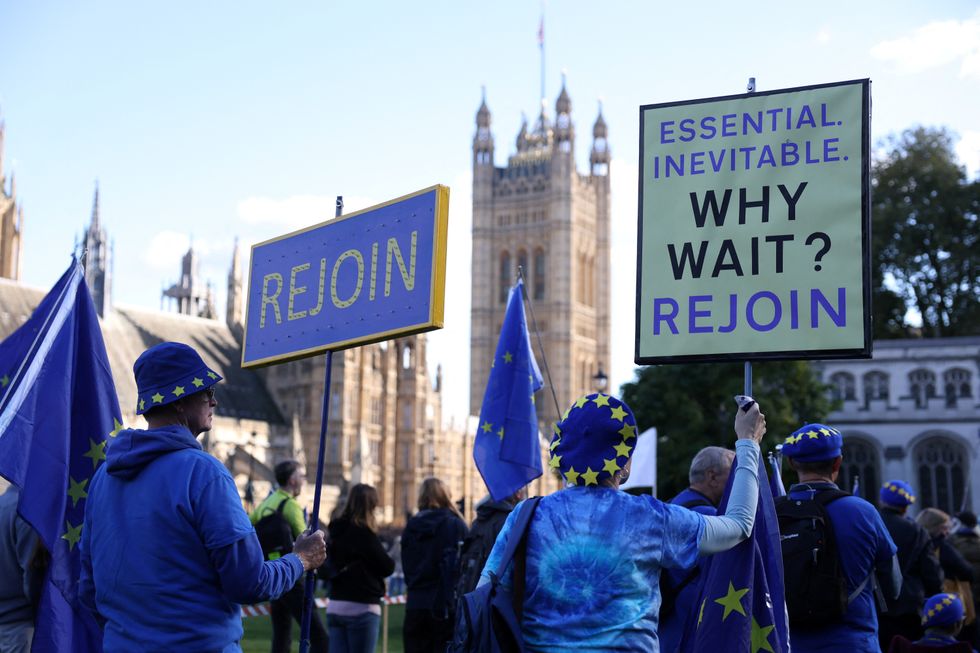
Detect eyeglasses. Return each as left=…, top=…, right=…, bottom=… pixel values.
left=202, top=387, right=216, bottom=403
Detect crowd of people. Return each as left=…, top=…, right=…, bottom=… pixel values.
left=1, top=340, right=978, bottom=653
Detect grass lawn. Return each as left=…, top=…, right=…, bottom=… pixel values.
left=241, top=604, right=406, bottom=653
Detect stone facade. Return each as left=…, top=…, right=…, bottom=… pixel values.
left=815, top=336, right=980, bottom=516
left=470, top=80, right=612, bottom=432
left=0, top=119, right=24, bottom=281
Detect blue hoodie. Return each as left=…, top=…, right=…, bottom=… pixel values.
left=79, top=425, right=303, bottom=652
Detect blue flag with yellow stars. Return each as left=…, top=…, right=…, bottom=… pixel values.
left=680, top=454, right=790, bottom=653
left=0, top=260, right=122, bottom=653
left=473, top=279, right=543, bottom=502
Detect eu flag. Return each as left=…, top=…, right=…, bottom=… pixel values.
left=680, top=454, right=790, bottom=653
left=0, top=260, right=122, bottom=653
left=473, top=280, right=543, bottom=501
left=768, top=450, right=786, bottom=498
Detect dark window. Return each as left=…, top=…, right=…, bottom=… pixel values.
left=915, top=437, right=968, bottom=514
left=533, top=249, right=546, bottom=300
left=840, top=438, right=880, bottom=502
left=909, top=369, right=937, bottom=408
left=499, top=251, right=511, bottom=303
left=829, top=372, right=856, bottom=402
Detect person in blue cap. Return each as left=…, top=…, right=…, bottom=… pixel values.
left=887, top=593, right=978, bottom=652
left=878, top=479, right=946, bottom=650
left=79, top=342, right=326, bottom=652
left=780, top=423, right=901, bottom=653
left=479, top=393, right=766, bottom=652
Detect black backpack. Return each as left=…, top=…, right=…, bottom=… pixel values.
left=775, top=489, right=849, bottom=629
left=450, top=497, right=541, bottom=653
left=659, top=496, right=714, bottom=620
left=254, top=498, right=295, bottom=561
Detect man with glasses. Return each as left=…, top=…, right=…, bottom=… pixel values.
left=80, top=341, right=326, bottom=652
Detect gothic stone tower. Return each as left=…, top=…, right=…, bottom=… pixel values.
left=470, top=80, right=611, bottom=429
left=0, top=119, right=24, bottom=281
left=83, top=184, right=111, bottom=317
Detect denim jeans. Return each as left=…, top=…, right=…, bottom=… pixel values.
left=326, top=611, right=380, bottom=653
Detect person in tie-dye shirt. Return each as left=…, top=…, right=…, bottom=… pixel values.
left=480, top=393, right=766, bottom=653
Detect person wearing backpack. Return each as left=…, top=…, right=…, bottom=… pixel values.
left=778, top=423, right=901, bottom=653
left=250, top=459, right=329, bottom=653
left=455, top=488, right=526, bottom=599
left=472, top=393, right=766, bottom=652
left=877, top=480, right=945, bottom=651
left=401, top=477, right=468, bottom=653
left=658, top=446, right=735, bottom=653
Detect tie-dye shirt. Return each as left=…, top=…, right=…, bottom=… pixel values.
left=481, top=486, right=704, bottom=652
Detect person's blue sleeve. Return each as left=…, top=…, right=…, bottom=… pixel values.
left=208, top=534, right=304, bottom=604
left=698, top=440, right=760, bottom=555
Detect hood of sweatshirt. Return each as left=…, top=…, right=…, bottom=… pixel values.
left=105, top=424, right=201, bottom=480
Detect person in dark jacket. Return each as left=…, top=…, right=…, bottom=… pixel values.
left=950, top=512, right=980, bottom=648
left=79, top=342, right=326, bottom=652
left=401, top=477, right=467, bottom=653
left=878, top=480, right=945, bottom=651
left=326, top=483, right=395, bottom=653
left=455, top=487, right=525, bottom=598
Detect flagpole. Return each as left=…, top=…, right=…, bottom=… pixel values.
left=516, top=266, right=561, bottom=420
left=298, top=195, right=343, bottom=653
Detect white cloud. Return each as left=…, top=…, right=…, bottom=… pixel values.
left=871, top=14, right=980, bottom=78
left=142, top=231, right=191, bottom=271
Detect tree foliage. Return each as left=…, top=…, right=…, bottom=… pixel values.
left=872, top=127, right=980, bottom=337
left=621, top=361, right=837, bottom=498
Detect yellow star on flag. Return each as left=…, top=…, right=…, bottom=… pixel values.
left=61, top=520, right=82, bottom=550
left=207, top=371, right=218, bottom=379
left=503, top=351, right=513, bottom=363
left=618, top=424, right=636, bottom=441
left=497, top=427, right=505, bottom=440
left=553, top=423, right=561, bottom=436
left=172, top=385, right=185, bottom=397
left=138, top=398, right=146, bottom=412
left=0, top=374, right=9, bottom=387
left=83, top=439, right=106, bottom=468
left=714, top=582, right=749, bottom=621
left=592, top=394, right=610, bottom=407
left=549, top=454, right=562, bottom=469
left=191, top=377, right=204, bottom=388
left=564, top=467, right=580, bottom=484
left=614, top=441, right=632, bottom=458
left=562, top=408, right=570, bottom=420
left=550, top=438, right=560, bottom=451
left=574, top=396, right=588, bottom=408
left=581, top=467, right=599, bottom=486
left=697, top=598, right=706, bottom=626
left=750, top=617, right=776, bottom=653
left=151, top=392, right=164, bottom=404
left=602, top=457, right=621, bottom=474
left=109, top=417, right=124, bottom=438
left=67, top=476, right=89, bottom=507
left=481, top=421, right=493, bottom=434
left=609, top=405, right=627, bottom=422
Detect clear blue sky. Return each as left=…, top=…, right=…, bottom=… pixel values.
left=2, top=2, right=978, bottom=422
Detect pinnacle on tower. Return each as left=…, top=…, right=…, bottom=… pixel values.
left=473, top=87, right=494, bottom=167
left=590, top=100, right=610, bottom=176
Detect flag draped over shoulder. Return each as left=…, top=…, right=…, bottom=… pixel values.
left=473, top=280, right=544, bottom=501
left=0, top=260, right=122, bottom=653
left=681, top=453, right=790, bottom=653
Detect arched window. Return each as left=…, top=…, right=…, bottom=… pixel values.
left=533, top=248, right=546, bottom=300
left=914, top=436, right=968, bottom=514
left=839, top=437, right=880, bottom=503
left=499, top=251, right=511, bottom=303
left=909, top=369, right=937, bottom=408
left=402, top=345, right=413, bottom=370
left=943, top=368, right=972, bottom=408
left=863, top=371, right=889, bottom=403
left=829, top=372, right=856, bottom=402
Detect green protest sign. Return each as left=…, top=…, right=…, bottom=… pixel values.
left=636, top=79, right=871, bottom=364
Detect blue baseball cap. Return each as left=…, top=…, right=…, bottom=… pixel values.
left=549, top=393, right=638, bottom=487
left=133, top=342, right=222, bottom=415
left=922, top=593, right=965, bottom=628
left=880, top=480, right=916, bottom=507
left=781, top=423, right=842, bottom=462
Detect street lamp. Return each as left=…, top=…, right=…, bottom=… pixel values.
left=593, top=363, right=608, bottom=392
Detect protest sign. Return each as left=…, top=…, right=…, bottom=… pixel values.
left=242, top=185, right=449, bottom=367
left=636, top=80, right=871, bottom=363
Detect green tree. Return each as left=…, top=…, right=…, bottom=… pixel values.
left=620, top=361, right=836, bottom=498
left=872, top=127, right=980, bottom=337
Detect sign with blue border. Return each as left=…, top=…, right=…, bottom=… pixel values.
left=242, top=185, right=449, bottom=367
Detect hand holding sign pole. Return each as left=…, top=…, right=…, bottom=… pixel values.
left=240, top=186, right=450, bottom=653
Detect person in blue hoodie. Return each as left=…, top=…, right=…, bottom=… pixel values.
left=79, top=342, right=326, bottom=652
